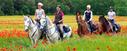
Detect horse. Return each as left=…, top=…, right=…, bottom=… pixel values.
left=99, top=15, right=114, bottom=34
left=24, top=16, right=72, bottom=45
left=76, top=11, right=104, bottom=37
left=99, top=15, right=121, bottom=34
left=24, top=16, right=43, bottom=46
left=39, top=16, right=72, bottom=43
left=76, top=11, right=91, bottom=37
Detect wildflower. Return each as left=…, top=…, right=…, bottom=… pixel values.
left=67, top=46, right=70, bottom=51
left=73, top=47, right=76, bottom=51
left=96, top=47, right=100, bottom=51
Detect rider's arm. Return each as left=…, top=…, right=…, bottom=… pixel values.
left=59, top=17, right=63, bottom=23
left=59, top=11, right=64, bottom=22
left=89, top=11, right=93, bottom=21
left=107, top=12, right=110, bottom=19
left=59, top=19, right=63, bottom=22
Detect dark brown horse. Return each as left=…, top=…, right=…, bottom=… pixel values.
left=99, top=15, right=113, bottom=35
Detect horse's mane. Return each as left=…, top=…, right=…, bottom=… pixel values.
left=28, top=16, right=35, bottom=24
left=45, top=16, right=53, bottom=26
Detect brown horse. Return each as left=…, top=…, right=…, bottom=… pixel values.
left=76, top=11, right=91, bottom=37
left=91, top=21, right=103, bottom=34
left=99, top=15, right=113, bottom=35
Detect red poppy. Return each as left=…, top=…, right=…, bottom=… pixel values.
left=73, top=47, right=76, bottom=51
left=67, top=46, right=70, bottom=51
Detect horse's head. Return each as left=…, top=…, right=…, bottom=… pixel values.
left=99, top=15, right=104, bottom=22
left=76, top=11, right=81, bottom=16
left=40, top=16, right=47, bottom=30
left=24, top=16, right=31, bottom=32
left=99, top=15, right=107, bottom=23
left=40, top=16, right=53, bottom=30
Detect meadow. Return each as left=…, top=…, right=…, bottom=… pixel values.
left=0, top=15, right=127, bottom=51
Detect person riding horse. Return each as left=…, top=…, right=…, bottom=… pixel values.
left=34, top=2, right=45, bottom=29
left=83, top=5, right=95, bottom=33
left=76, top=11, right=90, bottom=36
left=108, top=7, right=118, bottom=32
left=53, top=5, right=64, bottom=39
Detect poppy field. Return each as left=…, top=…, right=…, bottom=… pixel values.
left=0, top=15, right=127, bottom=51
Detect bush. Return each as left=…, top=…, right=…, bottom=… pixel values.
left=0, top=0, right=126, bottom=16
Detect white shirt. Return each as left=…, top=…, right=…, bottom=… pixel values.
left=108, top=11, right=116, bottom=19
left=35, top=9, right=45, bottom=19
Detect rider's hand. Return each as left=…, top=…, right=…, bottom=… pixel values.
left=59, top=21, right=61, bottom=22
left=87, top=21, right=90, bottom=23
left=59, top=20, right=63, bottom=22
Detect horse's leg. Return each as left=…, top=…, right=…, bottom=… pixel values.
left=46, top=34, right=52, bottom=44
left=106, top=29, right=113, bottom=36
left=52, top=32, right=60, bottom=43
left=40, top=33, right=48, bottom=44
left=32, top=30, right=42, bottom=47
left=97, top=24, right=103, bottom=35
left=28, top=33, right=35, bottom=47
left=30, top=38, right=34, bottom=47
left=30, top=35, right=36, bottom=47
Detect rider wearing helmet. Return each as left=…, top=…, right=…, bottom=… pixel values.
left=83, top=5, right=95, bottom=32
left=108, top=7, right=117, bottom=31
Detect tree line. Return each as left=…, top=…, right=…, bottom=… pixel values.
left=0, top=0, right=127, bottom=16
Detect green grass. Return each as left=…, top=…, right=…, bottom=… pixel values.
left=0, top=34, right=127, bottom=51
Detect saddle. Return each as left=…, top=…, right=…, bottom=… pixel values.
left=57, top=25, right=71, bottom=33
left=63, top=25, right=70, bottom=33
left=56, top=25, right=71, bottom=39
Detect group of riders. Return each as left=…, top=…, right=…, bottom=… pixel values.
left=76, top=5, right=119, bottom=33
left=34, top=2, right=119, bottom=38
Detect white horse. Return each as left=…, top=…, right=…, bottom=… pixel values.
left=40, top=16, right=72, bottom=43
left=24, top=16, right=42, bottom=46
left=24, top=16, right=72, bottom=45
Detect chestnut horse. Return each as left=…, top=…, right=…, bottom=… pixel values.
left=76, top=11, right=90, bottom=37
left=75, top=11, right=104, bottom=37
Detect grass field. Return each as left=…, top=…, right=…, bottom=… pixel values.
left=0, top=15, right=127, bottom=51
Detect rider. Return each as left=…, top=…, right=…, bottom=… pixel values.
left=83, top=5, right=95, bottom=32
left=34, top=2, right=45, bottom=29
left=53, top=5, right=64, bottom=39
left=108, top=7, right=117, bottom=31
